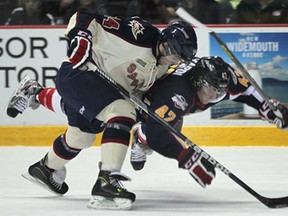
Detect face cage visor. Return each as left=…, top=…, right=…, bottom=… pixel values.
left=199, top=80, right=227, bottom=103
left=162, top=42, right=184, bottom=63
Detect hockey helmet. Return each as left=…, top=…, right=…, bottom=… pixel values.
left=193, top=56, right=231, bottom=103
left=159, top=21, right=198, bottom=61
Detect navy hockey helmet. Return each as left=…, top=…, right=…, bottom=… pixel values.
left=192, top=56, right=231, bottom=102
left=159, top=21, right=198, bottom=61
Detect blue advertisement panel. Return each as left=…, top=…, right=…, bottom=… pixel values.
left=210, top=32, right=288, bottom=119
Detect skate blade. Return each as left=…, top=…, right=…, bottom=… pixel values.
left=87, top=195, right=132, bottom=210
left=21, top=172, right=63, bottom=196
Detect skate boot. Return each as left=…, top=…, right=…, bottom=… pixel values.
left=7, top=74, right=43, bottom=118
left=21, top=155, right=69, bottom=195
left=130, top=124, right=153, bottom=171
left=88, top=170, right=136, bottom=210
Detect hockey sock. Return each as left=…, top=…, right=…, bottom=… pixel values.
left=37, top=88, right=64, bottom=114
left=101, top=117, right=135, bottom=171
left=46, top=134, right=81, bottom=170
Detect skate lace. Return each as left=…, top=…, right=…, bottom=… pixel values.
left=110, top=177, right=127, bottom=192
left=139, top=143, right=153, bottom=154
left=131, top=143, right=146, bottom=162
left=49, top=175, right=62, bottom=190
left=12, top=96, right=28, bottom=112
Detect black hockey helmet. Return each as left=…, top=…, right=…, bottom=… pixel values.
left=191, top=56, right=231, bottom=102
left=159, top=20, right=198, bottom=61
left=194, top=56, right=231, bottom=90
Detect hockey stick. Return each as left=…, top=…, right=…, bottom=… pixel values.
left=93, top=66, right=288, bottom=208
left=175, top=7, right=276, bottom=110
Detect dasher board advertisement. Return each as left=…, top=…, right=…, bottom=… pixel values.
left=210, top=32, right=288, bottom=119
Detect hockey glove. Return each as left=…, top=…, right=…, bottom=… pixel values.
left=259, top=99, right=288, bottom=130
left=178, top=147, right=216, bottom=188
left=67, top=28, right=92, bottom=69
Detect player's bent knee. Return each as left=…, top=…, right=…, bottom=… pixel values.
left=65, top=126, right=96, bottom=149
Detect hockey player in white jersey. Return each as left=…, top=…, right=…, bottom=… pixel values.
left=6, top=11, right=198, bottom=210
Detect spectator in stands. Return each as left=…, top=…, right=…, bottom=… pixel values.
left=46, top=0, right=179, bottom=25
left=126, top=0, right=180, bottom=24
left=5, top=0, right=55, bottom=25
left=216, top=0, right=241, bottom=23
left=181, top=0, right=221, bottom=24
left=126, top=0, right=141, bottom=17
left=0, top=0, right=18, bottom=25
left=57, top=0, right=108, bottom=24
left=107, top=0, right=128, bottom=17
left=228, top=0, right=288, bottom=24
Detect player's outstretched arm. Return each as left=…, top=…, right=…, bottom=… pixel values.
left=66, top=28, right=92, bottom=69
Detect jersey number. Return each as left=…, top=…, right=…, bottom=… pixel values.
left=235, top=71, right=249, bottom=87
left=103, top=17, right=120, bottom=29
left=155, top=105, right=176, bottom=122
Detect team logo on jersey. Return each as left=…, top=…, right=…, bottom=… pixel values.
left=79, top=106, right=85, bottom=115
left=127, top=63, right=139, bottom=88
left=128, top=20, right=144, bottom=40
left=171, top=94, right=188, bottom=111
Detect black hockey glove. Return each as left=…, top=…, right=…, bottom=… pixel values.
left=259, top=99, right=288, bottom=130
left=67, top=28, right=92, bottom=69
left=178, top=147, right=216, bottom=188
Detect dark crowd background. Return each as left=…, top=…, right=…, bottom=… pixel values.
left=1, top=0, right=288, bottom=25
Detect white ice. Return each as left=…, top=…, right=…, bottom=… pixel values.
left=1, top=146, right=288, bottom=216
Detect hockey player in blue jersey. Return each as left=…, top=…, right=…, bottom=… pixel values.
left=129, top=56, right=288, bottom=186
left=6, top=10, right=198, bottom=210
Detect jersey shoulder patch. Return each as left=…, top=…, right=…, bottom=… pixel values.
left=99, top=15, right=159, bottom=48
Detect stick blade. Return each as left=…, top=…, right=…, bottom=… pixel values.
left=260, top=196, right=288, bottom=208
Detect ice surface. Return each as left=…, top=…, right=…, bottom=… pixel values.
left=1, top=146, right=288, bottom=216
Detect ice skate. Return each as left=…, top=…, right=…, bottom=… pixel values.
left=130, top=123, right=153, bottom=171
left=88, top=170, right=136, bottom=210
left=6, top=74, right=43, bottom=118
left=22, top=155, right=69, bottom=195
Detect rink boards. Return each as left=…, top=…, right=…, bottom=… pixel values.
left=0, top=26, right=287, bottom=147
left=0, top=126, right=287, bottom=146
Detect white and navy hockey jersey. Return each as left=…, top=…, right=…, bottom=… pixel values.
left=65, top=11, right=169, bottom=93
